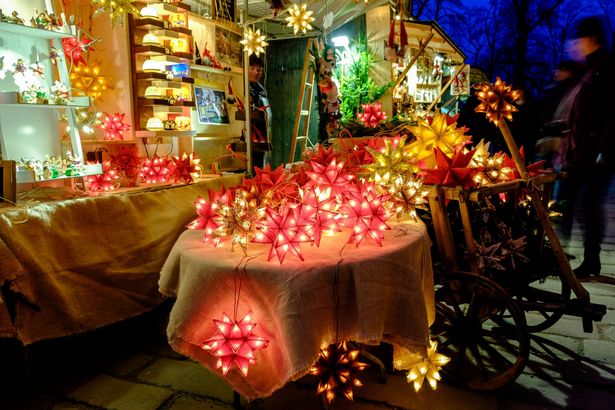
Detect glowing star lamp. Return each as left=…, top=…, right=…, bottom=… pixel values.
left=340, top=185, right=391, bottom=247
left=406, top=340, right=450, bottom=392
left=85, top=161, right=119, bottom=192
left=252, top=205, right=310, bottom=264
left=357, top=102, right=387, bottom=128
left=140, top=156, right=171, bottom=184
left=285, top=3, right=315, bottom=34
left=101, top=112, right=131, bottom=141
left=91, top=0, right=141, bottom=25
left=240, top=27, right=268, bottom=57
left=142, top=33, right=161, bottom=46
left=69, top=64, right=107, bottom=101
left=146, top=117, right=164, bottom=130
left=202, top=312, right=269, bottom=377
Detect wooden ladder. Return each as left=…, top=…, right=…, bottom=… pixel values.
left=288, top=37, right=317, bottom=164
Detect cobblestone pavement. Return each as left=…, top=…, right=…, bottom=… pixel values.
left=2, top=179, right=614, bottom=410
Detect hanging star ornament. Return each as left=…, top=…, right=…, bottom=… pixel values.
left=240, top=27, right=268, bottom=57
left=406, top=340, right=450, bottom=392
left=62, top=36, right=93, bottom=67
left=202, top=312, right=268, bottom=377
left=100, top=112, right=130, bottom=141
left=407, top=110, right=472, bottom=167
left=171, top=152, right=202, bottom=183
left=305, top=158, right=355, bottom=200
left=339, top=182, right=391, bottom=247
left=285, top=3, right=314, bottom=34
left=299, top=187, right=340, bottom=246
left=474, top=77, right=521, bottom=125
left=422, top=148, right=481, bottom=189
left=85, top=160, right=119, bottom=192
left=90, top=0, right=141, bottom=25
left=473, top=152, right=515, bottom=186
left=69, top=63, right=107, bottom=101
left=242, top=164, right=298, bottom=209
left=309, top=341, right=368, bottom=404
left=357, top=102, right=387, bottom=128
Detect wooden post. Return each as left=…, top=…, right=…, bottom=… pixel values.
left=0, top=160, right=16, bottom=204
left=392, top=31, right=435, bottom=91
left=426, top=63, right=466, bottom=112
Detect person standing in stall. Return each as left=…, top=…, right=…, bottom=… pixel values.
left=247, top=54, right=272, bottom=169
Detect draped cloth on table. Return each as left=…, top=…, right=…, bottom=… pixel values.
left=159, top=221, right=435, bottom=400
left=0, top=175, right=242, bottom=344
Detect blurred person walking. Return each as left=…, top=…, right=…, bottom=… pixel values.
left=562, top=15, right=615, bottom=278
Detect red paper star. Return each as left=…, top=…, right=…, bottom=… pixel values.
left=110, top=145, right=141, bottom=181
left=304, top=145, right=341, bottom=167
left=140, top=155, right=171, bottom=184
left=85, top=160, right=119, bottom=191
left=305, top=159, right=355, bottom=200
left=501, top=147, right=545, bottom=179
left=186, top=187, right=233, bottom=242
left=100, top=112, right=130, bottom=141
left=339, top=182, right=390, bottom=247
left=422, top=148, right=481, bottom=189
left=300, top=187, right=341, bottom=246
left=62, top=35, right=93, bottom=67
left=253, top=204, right=311, bottom=263
left=243, top=164, right=297, bottom=207
left=357, top=102, right=387, bottom=128
left=202, top=312, right=268, bottom=377
left=171, top=152, right=202, bottom=183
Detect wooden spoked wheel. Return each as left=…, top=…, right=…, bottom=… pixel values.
left=431, top=271, right=530, bottom=391
left=498, top=275, right=571, bottom=333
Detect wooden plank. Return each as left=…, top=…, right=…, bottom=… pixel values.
left=427, top=185, right=458, bottom=272
left=0, top=160, right=16, bottom=205
left=458, top=195, right=478, bottom=273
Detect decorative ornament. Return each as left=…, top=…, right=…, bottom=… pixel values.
left=240, top=27, right=268, bottom=57
left=406, top=340, right=450, bottom=392
left=90, top=0, right=141, bottom=25
left=214, top=189, right=265, bottom=253
left=474, top=240, right=505, bottom=273
left=253, top=204, right=312, bottom=264
left=472, top=152, right=515, bottom=186
left=305, top=159, right=355, bottom=200
left=49, top=81, right=70, bottom=105
left=422, top=148, right=481, bottom=189
left=100, top=112, right=130, bottom=140
left=299, top=187, right=340, bottom=246
left=339, top=182, right=390, bottom=247
left=171, top=152, right=202, bottom=183
left=309, top=341, right=368, bottom=404
left=69, top=63, right=107, bottom=101
left=285, top=3, right=314, bottom=34
left=365, top=135, right=416, bottom=184
left=61, top=36, right=93, bottom=67
left=501, top=147, right=545, bottom=179
left=357, top=102, right=387, bottom=128
left=202, top=312, right=268, bottom=377
left=187, top=187, right=233, bottom=243
left=140, top=155, right=171, bottom=184
left=85, top=160, right=120, bottom=192
left=407, top=110, right=471, bottom=167
left=474, top=77, right=521, bottom=125
left=243, top=164, right=298, bottom=209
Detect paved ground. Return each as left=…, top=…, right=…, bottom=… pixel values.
left=2, top=179, right=615, bottom=410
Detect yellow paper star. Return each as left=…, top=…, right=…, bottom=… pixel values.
left=407, top=110, right=471, bottom=167
left=364, top=135, right=417, bottom=184
left=90, top=0, right=140, bottom=25
left=69, top=63, right=107, bottom=101
left=474, top=77, right=521, bottom=125
left=240, top=27, right=268, bottom=57
left=285, top=3, right=314, bottom=34
left=406, top=340, right=450, bottom=392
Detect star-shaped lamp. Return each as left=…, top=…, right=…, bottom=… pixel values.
left=285, top=3, right=314, bottom=34
left=171, top=152, right=202, bottom=183
left=357, top=102, right=387, bottom=128
left=140, top=155, right=171, bottom=184
left=240, top=27, right=268, bottom=56
left=422, top=148, right=481, bottom=189
left=202, top=312, right=268, bottom=377
left=100, top=112, right=130, bottom=141
left=474, top=77, right=521, bottom=125
left=339, top=182, right=390, bottom=247
left=85, top=160, right=119, bottom=191
left=406, top=340, right=450, bottom=391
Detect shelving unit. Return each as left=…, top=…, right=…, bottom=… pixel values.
left=0, top=16, right=102, bottom=199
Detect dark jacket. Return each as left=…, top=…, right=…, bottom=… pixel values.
left=568, top=47, right=615, bottom=172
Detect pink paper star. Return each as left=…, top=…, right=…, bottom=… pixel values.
left=85, top=160, right=119, bottom=191
left=100, top=112, right=130, bottom=141
left=357, top=103, right=387, bottom=128
left=300, top=187, right=341, bottom=247
left=202, top=312, right=268, bottom=377
left=422, top=148, right=481, bottom=189
left=253, top=204, right=311, bottom=263
left=305, top=159, right=355, bottom=200
left=140, top=155, right=171, bottom=184
left=339, top=182, right=391, bottom=247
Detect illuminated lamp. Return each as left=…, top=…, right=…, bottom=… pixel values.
left=142, top=33, right=161, bottom=46
left=144, top=86, right=163, bottom=99
left=142, top=59, right=164, bottom=73
left=146, top=117, right=164, bottom=130
left=170, top=63, right=190, bottom=77
left=140, top=6, right=159, bottom=19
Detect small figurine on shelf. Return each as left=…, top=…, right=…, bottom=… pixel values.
left=50, top=81, right=71, bottom=105
left=12, top=59, right=27, bottom=74
left=10, top=11, right=25, bottom=25
left=49, top=47, right=61, bottom=65
left=32, top=9, right=51, bottom=29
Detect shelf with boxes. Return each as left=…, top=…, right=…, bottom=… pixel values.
left=0, top=19, right=102, bottom=199
left=130, top=0, right=195, bottom=147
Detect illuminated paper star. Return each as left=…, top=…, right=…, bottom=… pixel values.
left=69, top=63, right=107, bottom=101
left=243, top=164, right=298, bottom=208
left=304, top=145, right=341, bottom=167
left=202, top=312, right=268, bottom=377
left=474, top=77, right=521, bottom=125
left=299, top=187, right=340, bottom=246
left=171, top=152, right=202, bottom=183
left=339, top=182, right=390, bottom=247
left=240, top=27, right=268, bottom=56
left=85, top=160, right=119, bottom=192
left=285, top=3, right=314, bottom=34
left=422, top=148, right=481, bottom=189
left=100, top=112, right=130, bottom=140
left=253, top=204, right=311, bottom=264
left=500, top=147, right=545, bottom=179
left=90, top=0, right=141, bottom=25
left=406, top=340, right=450, bottom=392
left=384, top=173, right=428, bottom=221
left=365, top=135, right=416, bottom=185
left=214, top=189, right=265, bottom=253
left=62, top=36, right=93, bottom=67
left=305, top=159, right=355, bottom=200
left=357, top=102, right=387, bottom=128
left=309, top=341, right=368, bottom=405
left=473, top=152, right=515, bottom=186
left=187, top=187, right=233, bottom=242
left=140, top=155, right=171, bottom=184
left=407, top=110, right=471, bottom=166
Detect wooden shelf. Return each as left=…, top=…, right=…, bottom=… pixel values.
left=0, top=92, right=90, bottom=108
left=136, top=130, right=196, bottom=138
left=190, top=64, right=242, bottom=76
left=134, top=18, right=191, bottom=36
left=80, top=139, right=138, bottom=145
left=16, top=163, right=103, bottom=184
left=136, top=72, right=194, bottom=83
left=135, top=45, right=192, bottom=61
left=0, top=22, right=72, bottom=39
left=150, top=2, right=192, bottom=14
left=138, top=98, right=195, bottom=107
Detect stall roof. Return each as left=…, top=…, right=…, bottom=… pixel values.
left=403, top=20, right=466, bottom=62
